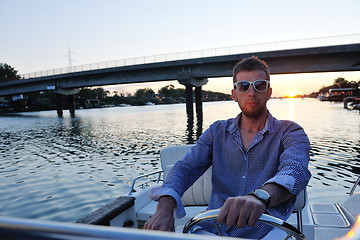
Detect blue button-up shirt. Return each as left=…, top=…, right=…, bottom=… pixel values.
left=150, top=112, right=311, bottom=238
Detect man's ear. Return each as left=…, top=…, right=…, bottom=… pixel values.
left=267, top=87, right=272, bottom=100
left=231, top=89, right=238, bottom=102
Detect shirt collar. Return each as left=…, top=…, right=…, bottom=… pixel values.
left=261, top=113, right=270, bottom=135
left=228, top=114, right=241, bottom=134
left=266, top=112, right=276, bottom=134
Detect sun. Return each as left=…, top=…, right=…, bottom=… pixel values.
left=287, top=90, right=302, bottom=98
left=288, top=91, right=297, bottom=98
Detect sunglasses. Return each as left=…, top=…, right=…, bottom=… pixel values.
left=233, top=80, right=270, bottom=93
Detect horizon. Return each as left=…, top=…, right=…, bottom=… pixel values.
left=104, top=71, right=360, bottom=98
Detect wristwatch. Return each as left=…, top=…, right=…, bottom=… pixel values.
left=249, top=189, right=271, bottom=209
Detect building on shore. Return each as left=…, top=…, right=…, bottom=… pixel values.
left=318, top=84, right=360, bottom=102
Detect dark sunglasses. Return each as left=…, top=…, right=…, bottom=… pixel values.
left=233, top=80, right=270, bottom=93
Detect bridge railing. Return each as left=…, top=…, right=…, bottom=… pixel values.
left=21, top=33, right=360, bottom=79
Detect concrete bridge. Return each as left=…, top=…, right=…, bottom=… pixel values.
left=1, top=34, right=360, bottom=116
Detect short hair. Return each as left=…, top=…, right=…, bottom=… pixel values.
left=233, top=56, right=270, bottom=82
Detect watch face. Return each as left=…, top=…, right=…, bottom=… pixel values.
left=255, top=189, right=270, bottom=199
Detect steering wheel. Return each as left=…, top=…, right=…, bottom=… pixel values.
left=183, top=209, right=307, bottom=240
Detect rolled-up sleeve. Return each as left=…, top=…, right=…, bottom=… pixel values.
left=149, top=187, right=185, bottom=218
left=265, top=122, right=311, bottom=195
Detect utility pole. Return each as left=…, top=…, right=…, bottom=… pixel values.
left=65, top=46, right=75, bottom=72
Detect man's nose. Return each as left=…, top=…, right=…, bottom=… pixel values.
left=248, top=85, right=256, bottom=95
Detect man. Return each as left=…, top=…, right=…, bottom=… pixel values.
left=144, top=56, right=311, bottom=238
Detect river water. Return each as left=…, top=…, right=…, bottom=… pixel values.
left=0, top=99, right=359, bottom=223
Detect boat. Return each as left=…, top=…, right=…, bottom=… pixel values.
left=118, top=103, right=131, bottom=107
left=344, top=97, right=360, bottom=110
left=1, top=145, right=360, bottom=239
left=319, top=86, right=360, bottom=102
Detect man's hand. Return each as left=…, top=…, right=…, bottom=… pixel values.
left=217, top=195, right=266, bottom=228
left=144, top=196, right=176, bottom=232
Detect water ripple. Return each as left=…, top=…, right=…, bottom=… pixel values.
left=1, top=100, right=360, bottom=222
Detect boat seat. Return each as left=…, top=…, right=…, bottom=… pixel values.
left=164, top=165, right=211, bottom=206
left=340, top=191, right=360, bottom=226
left=161, top=144, right=211, bottom=206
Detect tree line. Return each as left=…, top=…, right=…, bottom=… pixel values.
left=80, top=84, right=231, bottom=106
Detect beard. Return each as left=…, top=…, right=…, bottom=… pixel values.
left=240, top=100, right=268, bottom=118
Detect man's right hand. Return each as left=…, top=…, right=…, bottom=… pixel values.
left=143, top=196, right=176, bottom=232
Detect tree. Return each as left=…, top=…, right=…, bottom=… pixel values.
left=77, top=87, right=109, bottom=99
left=0, top=63, right=21, bottom=82
left=94, top=87, right=109, bottom=99
left=134, top=88, right=155, bottom=99
left=158, top=84, right=176, bottom=97
left=78, top=88, right=97, bottom=99
left=334, top=77, right=348, bottom=86
left=158, top=84, right=185, bottom=97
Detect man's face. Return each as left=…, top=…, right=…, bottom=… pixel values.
left=231, top=70, right=272, bottom=118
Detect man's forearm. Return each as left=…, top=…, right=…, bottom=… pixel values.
left=262, top=183, right=295, bottom=207
left=157, top=195, right=177, bottom=212
left=143, top=195, right=176, bottom=231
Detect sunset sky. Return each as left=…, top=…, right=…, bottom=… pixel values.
left=1, top=0, right=359, bottom=97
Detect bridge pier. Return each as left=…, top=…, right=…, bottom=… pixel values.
left=55, top=93, right=76, bottom=117
left=184, top=85, right=205, bottom=143
left=195, top=86, right=203, bottom=120
left=68, top=94, right=75, bottom=117
left=185, top=85, right=193, bottom=117
left=55, top=88, right=80, bottom=117
left=184, top=85, right=203, bottom=119
left=178, top=76, right=208, bottom=131
left=56, top=93, right=63, bottom=117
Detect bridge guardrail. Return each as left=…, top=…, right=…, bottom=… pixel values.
left=21, top=33, right=360, bottom=79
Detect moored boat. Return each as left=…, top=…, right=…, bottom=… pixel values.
left=344, top=97, right=360, bottom=110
